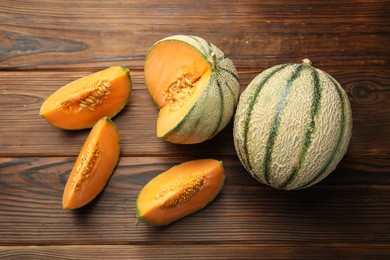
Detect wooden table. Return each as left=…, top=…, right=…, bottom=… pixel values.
left=1, top=0, right=389, bottom=259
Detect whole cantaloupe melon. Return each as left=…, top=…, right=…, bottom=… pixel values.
left=233, top=59, right=353, bottom=190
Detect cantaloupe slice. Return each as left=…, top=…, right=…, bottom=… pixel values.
left=136, top=159, right=225, bottom=226
left=40, top=66, right=131, bottom=130
left=62, top=117, right=120, bottom=209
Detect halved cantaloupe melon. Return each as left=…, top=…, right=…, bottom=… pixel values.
left=145, top=35, right=240, bottom=144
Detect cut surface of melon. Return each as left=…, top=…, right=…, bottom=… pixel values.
left=136, top=159, right=224, bottom=226
left=62, top=117, right=120, bottom=209
left=145, top=40, right=213, bottom=137
left=145, top=40, right=211, bottom=107
left=156, top=69, right=212, bottom=138
left=40, top=66, right=131, bottom=130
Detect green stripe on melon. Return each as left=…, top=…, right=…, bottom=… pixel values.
left=233, top=59, right=353, bottom=190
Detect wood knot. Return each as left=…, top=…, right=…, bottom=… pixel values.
left=349, top=81, right=378, bottom=105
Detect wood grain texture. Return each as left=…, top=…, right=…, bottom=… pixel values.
left=1, top=244, right=390, bottom=260
left=1, top=0, right=389, bottom=70
left=0, top=0, right=389, bottom=258
left=0, top=157, right=389, bottom=245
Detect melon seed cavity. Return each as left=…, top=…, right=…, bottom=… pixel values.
left=163, top=73, right=199, bottom=112
left=155, top=173, right=207, bottom=209
left=72, top=140, right=101, bottom=191
left=58, top=79, right=112, bottom=112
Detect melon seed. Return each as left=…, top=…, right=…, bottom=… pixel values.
left=78, top=79, right=111, bottom=111
left=160, top=175, right=207, bottom=209
left=163, top=74, right=198, bottom=112
left=71, top=140, right=101, bottom=191
left=57, top=79, right=112, bottom=112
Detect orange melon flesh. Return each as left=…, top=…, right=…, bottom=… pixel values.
left=144, top=41, right=212, bottom=138
left=137, top=159, right=224, bottom=226
left=40, top=66, right=131, bottom=130
left=144, top=40, right=211, bottom=107
left=156, top=69, right=212, bottom=137
left=62, top=117, right=120, bottom=209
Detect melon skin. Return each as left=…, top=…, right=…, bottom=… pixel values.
left=146, top=35, right=240, bottom=144
left=163, top=63, right=239, bottom=144
left=233, top=60, right=353, bottom=190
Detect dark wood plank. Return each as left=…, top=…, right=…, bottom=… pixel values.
left=1, top=0, right=389, bottom=70
left=0, top=69, right=389, bottom=158
left=1, top=0, right=390, bottom=258
left=1, top=244, right=390, bottom=260
left=1, top=157, right=389, bottom=245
